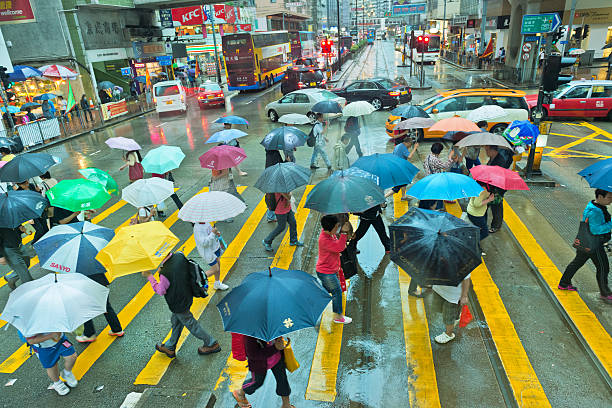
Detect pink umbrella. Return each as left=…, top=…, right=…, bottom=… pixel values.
left=38, top=64, right=78, bottom=80
left=470, top=165, right=529, bottom=191
left=0, top=161, right=7, bottom=168
left=105, top=137, right=141, bottom=151
left=429, top=116, right=481, bottom=133
left=199, top=145, right=246, bottom=170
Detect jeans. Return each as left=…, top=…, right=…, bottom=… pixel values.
left=3, top=246, right=32, bottom=283
left=489, top=200, right=504, bottom=230
left=560, top=247, right=611, bottom=296
left=350, top=215, right=390, bottom=251
left=344, top=132, right=363, bottom=157
left=264, top=211, right=297, bottom=245
left=317, top=272, right=343, bottom=314
left=266, top=209, right=277, bottom=221
left=465, top=157, right=481, bottom=170
left=311, top=144, right=331, bottom=168
left=242, top=358, right=291, bottom=397
left=468, top=213, right=489, bottom=241
left=165, top=310, right=216, bottom=350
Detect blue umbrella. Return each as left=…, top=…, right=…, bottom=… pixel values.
left=206, top=129, right=248, bottom=144
left=305, top=173, right=385, bottom=213
left=254, top=162, right=310, bottom=193
left=311, top=100, right=342, bottom=114
left=0, top=152, right=58, bottom=182
left=351, top=153, right=419, bottom=190
left=98, top=81, right=116, bottom=90
left=260, top=126, right=307, bottom=150
left=331, top=167, right=380, bottom=185
left=20, top=102, right=41, bottom=111
left=505, top=120, right=539, bottom=145
left=34, top=222, right=114, bottom=276
left=0, top=190, right=49, bottom=228
left=578, top=158, right=612, bottom=190
left=33, top=93, right=57, bottom=101
left=213, top=116, right=249, bottom=125
left=7, top=65, right=42, bottom=82
left=390, top=104, right=429, bottom=118
left=407, top=172, right=483, bottom=201
left=0, top=106, right=19, bottom=114
left=216, top=267, right=332, bottom=341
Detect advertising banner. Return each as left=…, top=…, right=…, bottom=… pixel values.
left=171, top=6, right=205, bottom=26
left=392, top=2, right=426, bottom=16
left=0, top=0, right=35, bottom=25
left=101, top=99, right=128, bottom=121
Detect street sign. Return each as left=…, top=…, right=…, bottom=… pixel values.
left=156, top=55, right=172, bottom=66
left=524, top=35, right=540, bottom=43
left=522, top=43, right=532, bottom=53
left=392, top=3, right=426, bottom=16
left=522, top=53, right=530, bottom=61
left=120, top=67, right=131, bottom=76
left=560, top=40, right=568, bottom=44
left=521, top=13, right=561, bottom=34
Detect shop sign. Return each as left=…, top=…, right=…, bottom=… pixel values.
left=159, top=9, right=173, bottom=29
left=466, top=19, right=476, bottom=28
left=497, top=15, right=510, bottom=29
left=132, top=42, right=166, bottom=59
left=392, top=3, right=426, bottom=16
left=101, top=99, right=128, bottom=121
left=134, top=63, right=145, bottom=68
left=237, top=24, right=252, bottom=32
left=485, top=17, right=496, bottom=29
left=565, top=7, right=611, bottom=25
left=213, top=4, right=236, bottom=24
left=171, top=6, right=205, bottom=26
left=156, top=55, right=172, bottom=66
left=120, top=67, right=132, bottom=76
left=0, top=0, right=35, bottom=25
left=85, top=48, right=128, bottom=63
left=452, top=15, right=467, bottom=25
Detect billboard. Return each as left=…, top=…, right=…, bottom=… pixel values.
left=0, top=0, right=35, bottom=25
left=392, top=2, right=426, bottom=16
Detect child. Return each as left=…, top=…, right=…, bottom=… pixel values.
left=194, top=222, right=229, bottom=291
left=333, top=134, right=351, bottom=171
left=25, top=332, right=78, bottom=395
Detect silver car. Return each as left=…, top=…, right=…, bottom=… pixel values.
left=265, top=88, right=346, bottom=122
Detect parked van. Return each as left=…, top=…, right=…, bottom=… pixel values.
left=153, top=80, right=187, bottom=114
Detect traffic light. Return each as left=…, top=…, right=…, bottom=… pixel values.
left=541, top=55, right=576, bottom=92
left=582, top=24, right=589, bottom=39
left=0, top=66, right=10, bottom=90
left=573, top=26, right=582, bottom=40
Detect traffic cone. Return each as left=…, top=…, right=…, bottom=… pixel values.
left=458, top=305, right=473, bottom=328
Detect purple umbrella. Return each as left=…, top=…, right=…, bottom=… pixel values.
left=105, top=137, right=141, bottom=151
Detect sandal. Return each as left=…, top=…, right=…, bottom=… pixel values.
left=231, top=390, right=251, bottom=407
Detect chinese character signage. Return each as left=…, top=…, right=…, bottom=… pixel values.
left=392, top=2, right=426, bottom=16
left=0, top=0, right=35, bottom=25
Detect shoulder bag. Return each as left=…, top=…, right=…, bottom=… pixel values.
left=573, top=218, right=603, bottom=254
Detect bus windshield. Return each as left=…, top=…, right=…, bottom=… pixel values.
left=427, top=36, right=440, bottom=52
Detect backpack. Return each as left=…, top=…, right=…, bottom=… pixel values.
left=265, top=193, right=278, bottom=211
left=306, top=125, right=316, bottom=147
left=187, top=257, right=209, bottom=298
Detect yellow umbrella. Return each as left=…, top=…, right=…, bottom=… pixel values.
left=96, top=221, right=179, bottom=278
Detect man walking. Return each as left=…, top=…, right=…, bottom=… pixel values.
left=143, top=252, right=221, bottom=358
left=79, top=95, right=93, bottom=123
left=262, top=192, right=303, bottom=251
left=384, top=135, right=419, bottom=200
left=344, top=116, right=363, bottom=158
left=349, top=204, right=390, bottom=253
left=0, top=226, right=33, bottom=290
left=310, top=113, right=331, bottom=171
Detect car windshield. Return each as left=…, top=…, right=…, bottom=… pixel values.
left=201, top=84, right=222, bottom=92
left=300, top=70, right=323, bottom=82
left=418, top=94, right=444, bottom=108
left=318, top=90, right=339, bottom=99
left=155, top=85, right=180, bottom=97
left=553, top=83, right=572, bottom=98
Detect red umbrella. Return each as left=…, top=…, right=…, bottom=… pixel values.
left=470, top=165, right=529, bottom=191
left=38, top=64, right=78, bottom=79
left=199, top=145, right=246, bottom=170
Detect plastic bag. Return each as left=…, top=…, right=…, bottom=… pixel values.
left=459, top=305, right=473, bottom=328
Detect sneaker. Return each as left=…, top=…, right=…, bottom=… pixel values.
left=62, top=370, right=78, bottom=387
left=213, top=281, right=229, bottom=291
left=52, top=381, right=70, bottom=396
left=108, top=330, right=125, bottom=337
left=310, top=165, right=318, bottom=170
left=289, top=240, right=304, bottom=247
left=333, top=316, right=352, bottom=324
left=267, top=218, right=277, bottom=223
left=558, top=284, right=578, bottom=291
left=600, top=294, right=612, bottom=303
left=262, top=239, right=273, bottom=252
left=481, top=251, right=487, bottom=257
left=408, top=290, right=424, bottom=298
left=434, top=332, right=456, bottom=344
left=75, top=335, right=97, bottom=343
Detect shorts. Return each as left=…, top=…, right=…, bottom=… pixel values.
left=436, top=293, right=461, bottom=326
left=34, top=336, right=76, bottom=369
left=392, top=184, right=407, bottom=193
left=208, top=248, right=221, bottom=267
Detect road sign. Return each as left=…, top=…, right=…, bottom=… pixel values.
left=522, top=52, right=530, bottom=61
left=521, top=13, right=561, bottom=34
left=120, top=67, right=131, bottom=76
left=560, top=40, right=568, bottom=44
left=522, top=43, right=532, bottom=53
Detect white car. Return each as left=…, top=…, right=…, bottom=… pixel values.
left=153, top=80, right=187, bottom=114
left=265, top=89, right=346, bottom=122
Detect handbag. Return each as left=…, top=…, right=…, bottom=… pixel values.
left=128, top=162, right=144, bottom=181
left=340, top=244, right=358, bottom=280
left=573, top=219, right=603, bottom=253
left=283, top=338, right=299, bottom=372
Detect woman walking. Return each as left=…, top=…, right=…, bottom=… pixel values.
left=75, top=273, right=124, bottom=343
left=193, top=222, right=229, bottom=291
left=119, top=150, right=144, bottom=183
left=210, top=168, right=243, bottom=222
left=262, top=192, right=303, bottom=251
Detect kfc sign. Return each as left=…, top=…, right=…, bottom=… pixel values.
left=171, top=6, right=206, bottom=26
left=213, top=4, right=236, bottom=24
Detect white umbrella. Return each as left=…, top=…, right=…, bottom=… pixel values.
left=278, top=114, right=311, bottom=125
left=178, top=191, right=246, bottom=222
left=0, top=273, right=109, bottom=337
left=38, top=64, right=79, bottom=80
left=466, top=105, right=507, bottom=122
left=105, top=137, right=141, bottom=151
left=122, top=178, right=174, bottom=207
left=568, top=48, right=585, bottom=55
left=342, top=101, right=376, bottom=117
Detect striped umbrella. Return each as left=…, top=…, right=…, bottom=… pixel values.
left=254, top=162, right=310, bottom=193
left=178, top=191, right=246, bottom=222
left=33, top=222, right=115, bottom=275
left=38, top=64, right=78, bottom=80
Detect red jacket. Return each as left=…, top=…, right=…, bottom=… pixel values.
left=316, top=231, right=347, bottom=274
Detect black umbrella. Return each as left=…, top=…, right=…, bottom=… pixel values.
left=0, top=137, right=17, bottom=150
left=0, top=190, right=48, bottom=228
left=0, top=153, right=58, bottom=182
left=390, top=104, right=429, bottom=118
left=389, top=207, right=481, bottom=286
left=311, top=100, right=342, bottom=114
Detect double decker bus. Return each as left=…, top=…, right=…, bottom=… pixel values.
left=289, top=31, right=315, bottom=59
left=222, top=31, right=291, bottom=91
left=410, top=32, right=441, bottom=64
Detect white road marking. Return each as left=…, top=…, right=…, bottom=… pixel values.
left=155, top=122, right=167, bottom=127
left=245, top=100, right=253, bottom=105
left=89, top=150, right=101, bottom=156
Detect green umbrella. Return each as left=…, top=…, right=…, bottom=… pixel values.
left=78, top=167, right=119, bottom=195
left=46, top=179, right=112, bottom=212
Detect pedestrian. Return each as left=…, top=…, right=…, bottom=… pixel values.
left=310, top=113, right=331, bottom=171
left=423, top=142, right=454, bottom=176
left=484, top=145, right=510, bottom=233
left=0, top=147, right=15, bottom=161
left=559, top=189, right=612, bottom=303
left=39, top=172, right=58, bottom=196
left=433, top=274, right=471, bottom=344
left=332, top=134, right=351, bottom=170
left=112, top=87, right=122, bottom=101
left=316, top=214, right=352, bottom=324
left=41, top=100, right=55, bottom=119
left=384, top=135, right=419, bottom=199
left=14, top=179, right=48, bottom=243
left=25, top=107, right=37, bottom=122
left=133, top=205, right=156, bottom=224
left=75, top=273, right=124, bottom=343
left=24, top=332, right=78, bottom=395
left=407, top=200, right=439, bottom=297
left=231, top=336, right=293, bottom=408
left=119, top=150, right=144, bottom=183
left=221, top=123, right=248, bottom=176
left=79, top=95, right=94, bottom=123
left=349, top=204, right=391, bottom=253
left=264, top=149, right=284, bottom=223
left=281, top=123, right=296, bottom=163
left=194, top=222, right=229, bottom=291
left=151, top=171, right=183, bottom=217
left=262, top=192, right=303, bottom=251
left=130, top=80, right=139, bottom=98
left=210, top=168, right=243, bottom=223
left=57, top=96, right=68, bottom=123
left=467, top=185, right=495, bottom=253
left=98, top=89, right=111, bottom=104
left=344, top=116, right=363, bottom=158
left=143, top=252, right=221, bottom=358
left=0, top=225, right=32, bottom=289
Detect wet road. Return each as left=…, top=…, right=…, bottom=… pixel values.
left=0, top=40, right=611, bottom=408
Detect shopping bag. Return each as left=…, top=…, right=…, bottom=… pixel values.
left=573, top=220, right=603, bottom=254
left=458, top=305, right=473, bottom=328
left=283, top=338, right=299, bottom=372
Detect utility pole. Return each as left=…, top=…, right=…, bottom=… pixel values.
left=442, top=0, right=447, bottom=55
left=207, top=4, right=222, bottom=84
left=336, top=0, right=341, bottom=71
left=562, top=0, right=578, bottom=56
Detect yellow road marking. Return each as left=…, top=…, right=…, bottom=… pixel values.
left=503, top=202, right=612, bottom=378
left=396, top=195, right=441, bottom=407
left=213, top=186, right=314, bottom=392
left=581, top=122, right=612, bottom=141
left=0, top=345, right=30, bottom=373
left=134, top=189, right=264, bottom=385
left=546, top=132, right=600, bottom=157
left=550, top=133, right=612, bottom=145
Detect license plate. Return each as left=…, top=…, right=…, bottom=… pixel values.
left=165, top=100, right=173, bottom=105
left=401, top=91, right=407, bottom=95
left=310, top=82, right=316, bottom=86
left=207, top=95, right=214, bottom=99
left=239, top=84, right=246, bottom=86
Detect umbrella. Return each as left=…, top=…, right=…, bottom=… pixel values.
left=38, top=64, right=78, bottom=79
left=260, top=126, right=307, bottom=151
left=454, top=131, right=514, bottom=150
left=0, top=106, right=19, bottom=114
left=503, top=120, right=539, bottom=146
left=206, top=129, right=248, bottom=144
left=352, top=153, right=419, bottom=190
left=470, top=165, right=529, bottom=191
left=121, top=177, right=174, bottom=207
left=390, top=105, right=429, bottom=118
left=78, top=167, right=119, bottom=195
left=7, top=65, right=42, bottom=82
left=442, top=130, right=477, bottom=142
left=47, top=179, right=112, bottom=212
left=105, top=137, right=141, bottom=151
left=33, top=222, right=115, bottom=275
left=278, top=114, right=311, bottom=125
left=429, top=117, right=481, bottom=133
left=178, top=191, right=246, bottom=223
left=331, top=168, right=380, bottom=185
left=389, top=207, right=481, bottom=287
left=20, top=102, right=41, bottom=110
left=311, top=100, right=342, bottom=114
left=1, top=273, right=109, bottom=337
left=141, top=145, right=186, bottom=174
left=305, top=174, right=385, bottom=213
left=0, top=137, right=17, bottom=149
left=603, top=42, right=612, bottom=50
left=407, top=173, right=483, bottom=201
left=32, top=93, right=58, bottom=101
left=213, top=115, right=249, bottom=125
left=98, top=81, right=116, bottom=90
left=0, top=152, right=57, bottom=182
left=216, top=267, right=332, bottom=342
left=578, top=158, right=612, bottom=190
left=568, top=48, right=585, bottom=55
left=395, top=117, right=435, bottom=130
left=467, top=105, right=506, bottom=122
left=96, top=221, right=179, bottom=278
left=0, top=161, right=6, bottom=168
left=199, top=145, right=247, bottom=170
left=0, top=190, right=48, bottom=228
left=254, top=162, right=310, bottom=193
left=343, top=101, right=375, bottom=116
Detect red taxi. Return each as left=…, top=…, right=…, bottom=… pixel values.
left=197, top=82, right=225, bottom=109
